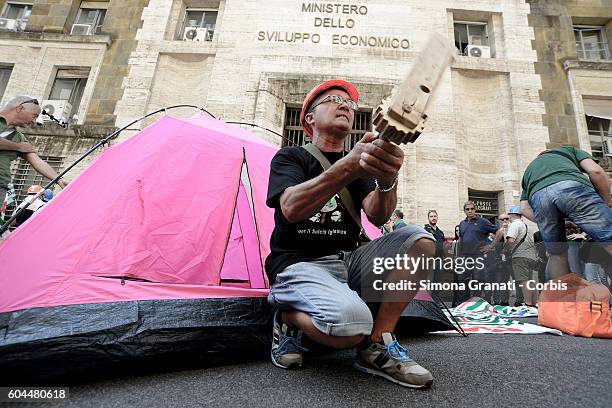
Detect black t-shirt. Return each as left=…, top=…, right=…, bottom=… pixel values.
left=424, top=224, right=445, bottom=258
left=265, top=146, right=375, bottom=283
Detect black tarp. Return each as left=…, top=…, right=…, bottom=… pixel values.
left=0, top=297, right=272, bottom=382
left=0, top=296, right=455, bottom=383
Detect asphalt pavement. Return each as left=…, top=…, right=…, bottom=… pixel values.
left=38, top=318, right=611, bottom=408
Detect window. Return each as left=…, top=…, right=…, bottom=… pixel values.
left=180, top=9, right=217, bottom=41
left=71, top=7, right=106, bottom=35
left=454, top=22, right=489, bottom=56
left=574, top=26, right=610, bottom=61
left=11, top=156, right=64, bottom=203
left=48, top=68, right=90, bottom=118
left=0, top=67, right=13, bottom=99
left=587, top=115, right=612, bottom=158
left=0, top=2, right=32, bottom=31
left=282, top=106, right=372, bottom=152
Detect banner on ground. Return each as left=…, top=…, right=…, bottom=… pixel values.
left=435, top=297, right=562, bottom=335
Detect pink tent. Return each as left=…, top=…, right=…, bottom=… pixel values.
left=0, top=115, right=276, bottom=313
left=0, top=115, right=283, bottom=376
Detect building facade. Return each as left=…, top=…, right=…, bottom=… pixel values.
left=1, top=0, right=611, bottom=232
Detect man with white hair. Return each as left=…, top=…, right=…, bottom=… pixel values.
left=0, top=96, right=68, bottom=203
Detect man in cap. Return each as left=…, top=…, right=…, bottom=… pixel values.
left=0, top=96, right=68, bottom=204
left=504, top=206, right=538, bottom=307
left=265, top=80, right=436, bottom=388
left=13, top=184, right=46, bottom=228
left=519, top=146, right=612, bottom=279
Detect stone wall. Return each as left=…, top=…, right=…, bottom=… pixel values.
left=85, top=0, right=150, bottom=126
left=528, top=0, right=612, bottom=150
left=527, top=0, right=580, bottom=148
left=27, top=0, right=80, bottom=34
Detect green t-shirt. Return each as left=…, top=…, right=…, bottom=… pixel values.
left=0, top=117, right=26, bottom=188
left=520, top=146, right=594, bottom=201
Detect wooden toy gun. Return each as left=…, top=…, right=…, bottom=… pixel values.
left=373, top=33, right=455, bottom=144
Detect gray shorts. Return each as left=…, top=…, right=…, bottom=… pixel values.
left=512, top=257, right=536, bottom=282
left=268, top=224, right=434, bottom=337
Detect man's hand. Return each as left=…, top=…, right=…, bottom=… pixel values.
left=480, top=244, right=493, bottom=253
left=18, top=142, right=35, bottom=154
left=57, top=178, right=69, bottom=189
left=345, top=132, right=404, bottom=187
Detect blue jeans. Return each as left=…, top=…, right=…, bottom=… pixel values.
left=530, top=180, right=612, bottom=254
left=567, top=241, right=585, bottom=277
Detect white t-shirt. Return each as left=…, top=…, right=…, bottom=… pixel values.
left=506, top=219, right=536, bottom=260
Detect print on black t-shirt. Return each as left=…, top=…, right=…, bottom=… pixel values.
left=297, top=194, right=348, bottom=239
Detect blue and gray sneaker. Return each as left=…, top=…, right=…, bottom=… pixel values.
left=355, top=332, right=433, bottom=388
left=271, top=310, right=308, bottom=369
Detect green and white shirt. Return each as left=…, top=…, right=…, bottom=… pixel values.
left=0, top=116, right=27, bottom=188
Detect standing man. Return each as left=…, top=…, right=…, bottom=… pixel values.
left=424, top=210, right=445, bottom=286
left=265, top=80, right=436, bottom=388
left=491, top=213, right=511, bottom=306
left=0, top=96, right=68, bottom=203
left=389, top=209, right=407, bottom=230
left=454, top=201, right=499, bottom=306
left=504, top=206, right=538, bottom=307
left=520, top=146, right=612, bottom=279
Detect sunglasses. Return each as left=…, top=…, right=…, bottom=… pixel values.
left=500, top=217, right=510, bottom=221
left=19, top=99, right=40, bottom=106
left=310, top=94, right=358, bottom=112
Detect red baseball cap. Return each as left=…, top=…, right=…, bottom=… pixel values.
left=300, top=80, right=359, bottom=139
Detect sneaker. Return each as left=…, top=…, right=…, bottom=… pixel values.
left=354, top=333, right=433, bottom=388
left=271, top=310, right=308, bottom=369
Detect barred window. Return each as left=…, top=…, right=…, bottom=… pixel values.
left=282, top=105, right=372, bottom=152
left=11, top=156, right=64, bottom=203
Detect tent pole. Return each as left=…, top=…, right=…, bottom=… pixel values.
left=430, top=291, right=468, bottom=337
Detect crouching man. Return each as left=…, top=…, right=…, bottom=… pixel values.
left=265, top=80, right=436, bottom=388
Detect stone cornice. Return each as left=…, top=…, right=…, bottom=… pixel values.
left=19, top=123, right=117, bottom=140
left=0, top=31, right=112, bottom=46
left=563, top=59, right=612, bottom=72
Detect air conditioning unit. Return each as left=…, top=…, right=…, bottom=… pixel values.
left=183, top=27, right=208, bottom=41
left=604, top=139, right=612, bottom=157
left=39, top=100, right=72, bottom=123
left=0, top=18, right=17, bottom=30
left=466, top=44, right=491, bottom=58
left=71, top=23, right=92, bottom=35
